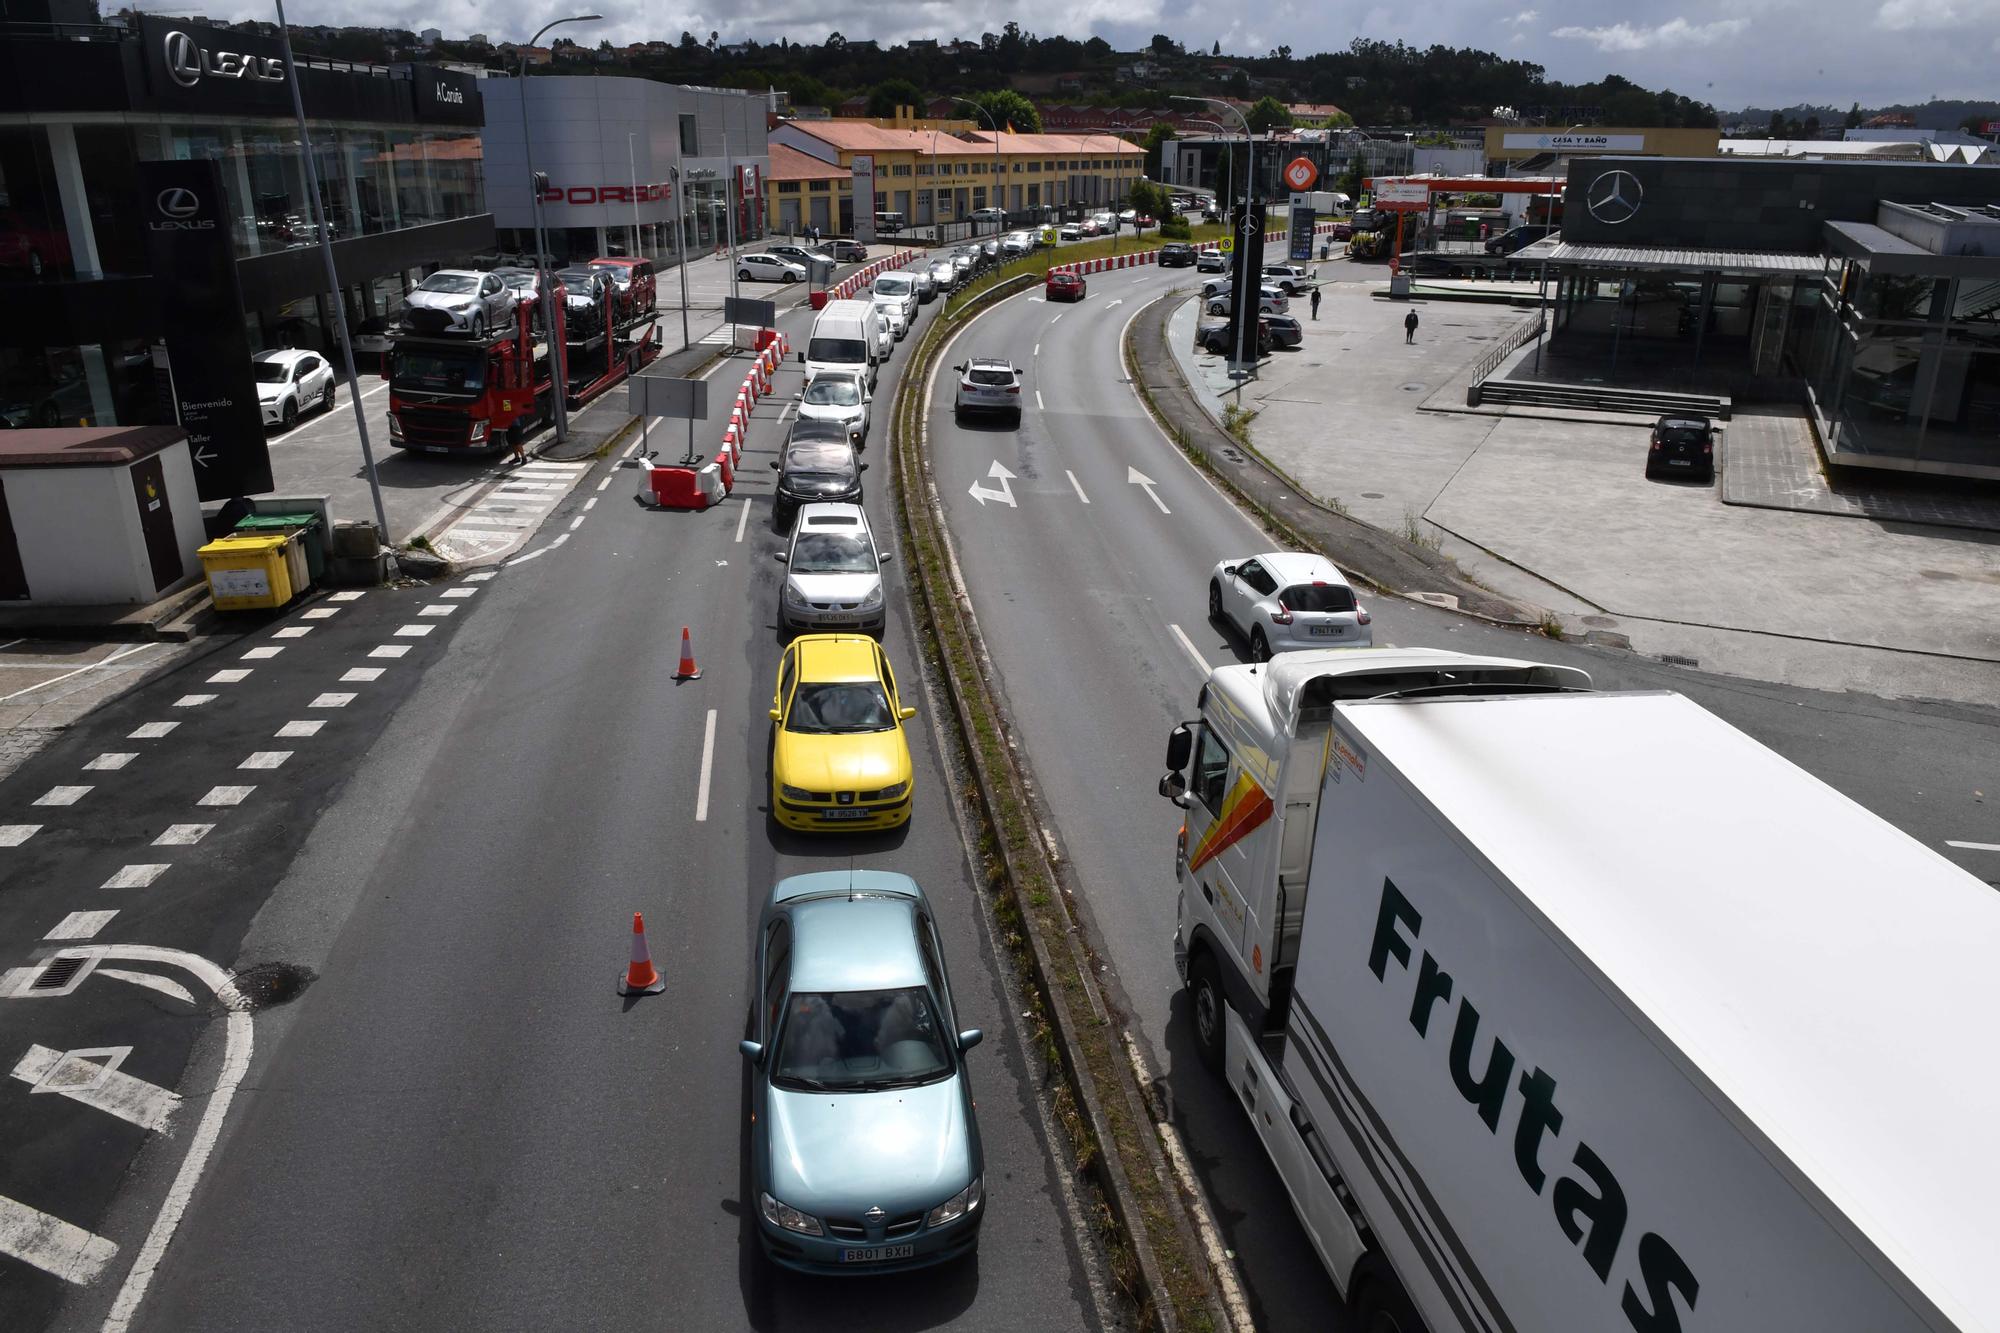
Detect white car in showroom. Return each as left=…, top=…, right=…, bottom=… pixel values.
left=1208, top=551, right=1373, bottom=660
left=253, top=348, right=336, bottom=432
left=775, top=503, right=890, bottom=634
left=797, top=368, right=871, bottom=445
left=404, top=269, right=518, bottom=337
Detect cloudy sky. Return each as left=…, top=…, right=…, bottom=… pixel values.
left=222, top=0, right=1999, bottom=112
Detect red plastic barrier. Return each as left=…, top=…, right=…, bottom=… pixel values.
left=756, top=327, right=778, bottom=352
left=715, top=449, right=734, bottom=491
left=649, top=465, right=708, bottom=510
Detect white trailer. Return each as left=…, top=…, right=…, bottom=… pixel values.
left=1160, top=648, right=2000, bottom=1333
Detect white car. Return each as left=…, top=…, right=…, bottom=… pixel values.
left=739, top=253, right=806, bottom=284
left=1207, top=285, right=1289, bottom=317
left=776, top=503, right=889, bottom=634
left=1208, top=552, right=1373, bottom=660
left=253, top=348, right=336, bottom=431
left=1058, top=223, right=1083, bottom=241
left=927, top=258, right=958, bottom=293
left=1259, top=263, right=1314, bottom=295
left=405, top=269, right=517, bottom=337
left=869, top=272, right=918, bottom=338
left=1000, top=231, right=1035, bottom=259
left=799, top=368, right=871, bottom=445
left=951, top=357, right=1022, bottom=426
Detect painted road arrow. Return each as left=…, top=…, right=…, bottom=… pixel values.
left=1128, top=467, right=1171, bottom=514
left=968, top=460, right=1017, bottom=508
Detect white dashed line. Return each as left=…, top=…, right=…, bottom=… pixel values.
left=369, top=645, right=411, bottom=659
left=84, top=754, right=136, bottom=772
left=153, top=824, right=212, bottom=846
left=341, top=667, right=384, bottom=683
left=0, top=825, right=42, bottom=846
left=1052, top=312, right=1064, bottom=324
left=275, top=721, right=324, bottom=738
left=621, top=437, right=643, bottom=459
left=301, top=608, right=340, bottom=620
left=583, top=497, right=598, bottom=512
left=464, top=571, right=497, bottom=582
left=240, top=646, right=283, bottom=661
left=34, top=787, right=91, bottom=807
left=309, top=693, right=355, bottom=708
left=1034, top=343, right=1041, bottom=356
left=1036, top=390, right=1045, bottom=411
left=1066, top=470, right=1091, bottom=504
left=197, top=786, right=255, bottom=807
left=441, top=588, right=477, bottom=599
left=596, top=475, right=614, bottom=492
left=128, top=723, right=178, bottom=740
left=735, top=498, right=751, bottom=543
left=0, top=1194, right=118, bottom=1284
left=172, top=695, right=215, bottom=708
left=45, top=911, right=117, bottom=940
left=329, top=590, right=366, bottom=602
left=419, top=603, right=458, bottom=617
left=1167, top=623, right=1210, bottom=676
left=1947, top=840, right=2000, bottom=852
left=695, top=709, right=717, bottom=822
left=395, top=624, right=436, bottom=638
left=568, top=515, right=585, bottom=532
left=102, top=864, right=169, bottom=889
left=272, top=626, right=313, bottom=639
left=206, top=669, right=251, bottom=685
left=238, top=752, right=291, bottom=771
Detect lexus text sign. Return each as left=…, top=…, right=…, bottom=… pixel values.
left=852, top=154, right=876, bottom=244
left=138, top=16, right=291, bottom=115
left=139, top=160, right=272, bottom=501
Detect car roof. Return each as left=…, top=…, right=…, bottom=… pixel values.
left=253, top=348, right=312, bottom=363
left=796, top=502, right=869, bottom=531
left=785, top=437, right=856, bottom=467
left=793, top=632, right=882, bottom=683
left=1657, top=415, right=1711, bottom=429
left=424, top=268, right=480, bottom=280
left=787, top=891, right=928, bottom=993
left=966, top=357, right=1015, bottom=371
left=1254, top=551, right=1351, bottom=586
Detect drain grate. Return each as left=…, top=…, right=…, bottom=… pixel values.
left=230, top=961, right=317, bottom=1010
left=31, top=956, right=85, bottom=990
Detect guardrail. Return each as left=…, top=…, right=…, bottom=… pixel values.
left=1465, top=311, right=1546, bottom=406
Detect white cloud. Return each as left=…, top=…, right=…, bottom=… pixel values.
left=1872, top=0, right=2000, bottom=27
left=1503, top=8, right=1541, bottom=23
left=1550, top=15, right=1748, bottom=49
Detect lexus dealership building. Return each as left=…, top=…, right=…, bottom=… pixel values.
left=0, top=11, right=491, bottom=435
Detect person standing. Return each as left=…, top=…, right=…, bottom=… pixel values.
left=1404, top=308, right=1419, bottom=344
left=1310, top=286, right=1322, bottom=321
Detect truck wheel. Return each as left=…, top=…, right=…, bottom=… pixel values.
left=1187, top=952, right=1226, bottom=1076
left=1353, top=1266, right=1428, bottom=1333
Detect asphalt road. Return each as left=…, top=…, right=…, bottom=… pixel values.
left=7, top=260, right=1106, bottom=1331
left=923, top=260, right=2000, bottom=1330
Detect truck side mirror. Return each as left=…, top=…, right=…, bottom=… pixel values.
left=1165, top=723, right=1193, bottom=772
left=1158, top=771, right=1189, bottom=807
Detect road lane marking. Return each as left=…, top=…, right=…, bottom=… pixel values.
left=97, top=969, right=192, bottom=1005
left=695, top=708, right=718, bottom=822
left=0, top=644, right=153, bottom=704
left=441, top=587, right=477, bottom=598
left=1033, top=343, right=1041, bottom=356
left=1128, top=467, right=1172, bottom=514
left=967, top=460, right=1017, bottom=508
left=1105, top=298, right=1124, bottom=309
left=1066, top=470, right=1091, bottom=503
left=597, top=475, right=614, bottom=492
left=341, top=667, right=385, bottom=683
left=198, top=786, right=254, bottom=807
left=35, top=787, right=90, bottom=807
left=276, top=721, right=324, bottom=738
left=238, top=752, right=292, bottom=770
left=420, top=603, right=458, bottom=616
left=369, top=645, right=411, bottom=659
left=153, top=824, right=211, bottom=846
left=1036, top=389, right=1045, bottom=411
left=464, top=570, right=496, bottom=582
left=301, top=608, right=340, bottom=620
left=84, top=754, right=135, bottom=772
left=45, top=911, right=117, bottom=940
left=103, top=864, right=168, bottom=889
left=239, top=646, right=284, bottom=661
left=128, top=723, right=178, bottom=739
left=1168, top=623, right=1209, bottom=675
left=272, top=626, right=313, bottom=639
left=1947, top=840, right=2000, bottom=852
left=0, top=1193, right=118, bottom=1284
left=583, top=497, right=598, bottom=512
left=207, top=669, right=252, bottom=684
left=735, top=497, right=752, bottom=542
left=394, top=624, right=436, bottom=637
left=329, top=590, right=367, bottom=602
left=14, top=1044, right=180, bottom=1133
left=1051, top=313, right=1064, bottom=324
left=172, top=694, right=215, bottom=708
left=622, top=437, right=643, bottom=459
left=568, top=515, right=586, bottom=532
left=0, top=825, right=40, bottom=846
left=780, top=401, right=794, bottom=424
left=309, top=693, right=355, bottom=708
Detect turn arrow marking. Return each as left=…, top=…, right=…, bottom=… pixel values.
left=1128, top=467, right=1171, bottom=514
left=1104, top=298, right=1124, bottom=310
left=968, top=460, right=1017, bottom=508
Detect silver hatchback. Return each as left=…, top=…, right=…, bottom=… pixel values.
left=777, top=503, right=889, bottom=634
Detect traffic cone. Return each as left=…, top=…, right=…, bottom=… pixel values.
left=675, top=626, right=701, bottom=680
left=620, top=912, right=666, bottom=995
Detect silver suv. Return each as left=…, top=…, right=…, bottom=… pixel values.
left=952, top=358, right=1023, bottom=427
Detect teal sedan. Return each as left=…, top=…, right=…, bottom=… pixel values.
left=740, top=870, right=986, bottom=1272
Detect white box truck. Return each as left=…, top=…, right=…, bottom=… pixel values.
left=1158, top=647, right=2000, bottom=1333
left=802, top=298, right=882, bottom=389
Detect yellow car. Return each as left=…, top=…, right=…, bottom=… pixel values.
left=769, top=634, right=916, bottom=831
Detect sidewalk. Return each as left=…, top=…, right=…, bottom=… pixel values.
left=1156, top=280, right=2000, bottom=705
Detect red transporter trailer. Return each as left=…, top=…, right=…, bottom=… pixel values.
left=386, top=294, right=566, bottom=456
left=564, top=291, right=662, bottom=409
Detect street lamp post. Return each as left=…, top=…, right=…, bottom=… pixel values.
left=1175, top=95, right=1254, bottom=391
left=951, top=97, right=1004, bottom=235
left=519, top=14, right=602, bottom=448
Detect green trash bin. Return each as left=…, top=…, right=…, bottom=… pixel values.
left=233, top=513, right=325, bottom=586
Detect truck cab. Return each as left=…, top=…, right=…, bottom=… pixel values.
left=387, top=295, right=564, bottom=455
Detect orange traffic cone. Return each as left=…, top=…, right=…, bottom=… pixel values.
left=675, top=626, right=702, bottom=680
left=620, top=912, right=666, bottom=995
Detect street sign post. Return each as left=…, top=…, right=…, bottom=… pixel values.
left=633, top=375, right=710, bottom=463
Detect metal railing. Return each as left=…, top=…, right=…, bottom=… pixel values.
left=1469, top=311, right=1546, bottom=390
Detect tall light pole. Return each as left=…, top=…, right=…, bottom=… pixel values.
left=951, top=97, right=1004, bottom=233
left=1175, top=95, right=1254, bottom=390
left=519, top=14, right=601, bottom=447
left=670, top=154, right=692, bottom=354
left=272, top=0, right=388, bottom=542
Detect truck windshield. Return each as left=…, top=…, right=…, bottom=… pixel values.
left=391, top=351, right=485, bottom=395
left=808, top=337, right=867, bottom=364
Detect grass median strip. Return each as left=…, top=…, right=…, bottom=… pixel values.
left=891, top=276, right=1228, bottom=1332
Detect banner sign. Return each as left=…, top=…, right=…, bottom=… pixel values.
left=138, top=159, right=272, bottom=501
left=1228, top=201, right=1268, bottom=367
left=1500, top=132, right=1646, bottom=152
left=1289, top=200, right=1317, bottom=262
left=138, top=17, right=290, bottom=116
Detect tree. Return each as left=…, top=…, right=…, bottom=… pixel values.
left=1084, top=36, right=1111, bottom=59
left=1845, top=102, right=1863, bottom=129
left=707, top=30, right=718, bottom=51
left=1245, top=95, right=1293, bottom=134
left=1128, top=179, right=1168, bottom=223
left=1150, top=33, right=1176, bottom=57
left=1225, top=69, right=1250, bottom=98
left=966, top=89, right=1041, bottom=134
left=1802, top=115, right=1821, bottom=140
left=1211, top=40, right=1220, bottom=56
left=826, top=31, right=847, bottom=51
left=867, top=78, right=924, bottom=118
left=1141, top=120, right=1175, bottom=179
left=1767, top=111, right=1784, bottom=137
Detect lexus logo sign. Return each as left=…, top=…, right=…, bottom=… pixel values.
left=163, top=27, right=286, bottom=89
left=157, top=188, right=200, bottom=219
left=1586, top=169, right=1643, bottom=225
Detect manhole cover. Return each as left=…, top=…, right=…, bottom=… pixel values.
left=1581, top=615, right=1619, bottom=628
left=231, top=961, right=317, bottom=1010
left=1361, top=492, right=1385, bottom=499
left=1401, top=383, right=1427, bottom=393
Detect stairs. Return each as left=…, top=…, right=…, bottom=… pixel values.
left=1470, top=379, right=1731, bottom=420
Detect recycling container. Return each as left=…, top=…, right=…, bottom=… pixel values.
left=198, top=533, right=293, bottom=611
left=233, top=512, right=325, bottom=585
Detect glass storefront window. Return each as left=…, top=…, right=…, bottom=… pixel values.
left=0, top=125, right=71, bottom=283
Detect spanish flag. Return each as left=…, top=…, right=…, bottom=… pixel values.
left=1187, top=773, right=1274, bottom=872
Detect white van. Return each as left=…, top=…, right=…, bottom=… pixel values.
left=803, top=299, right=883, bottom=389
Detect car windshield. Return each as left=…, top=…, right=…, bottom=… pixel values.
left=804, top=378, right=861, bottom=407
left=968, top=368, right=1013, bottom=386
left=874, top=277, right=909, bottom=295
left=1282, top=583, right=1356, bottom=613
left=1660, top=424, right=1708, bottom=444
left=808, top=337, right=867, bottom=364
left=391, top=351, right=485, bottom=394
left=787, top=680, right=894, bottom=733
left=497, top=273, right=535, bottom=291
left=417, top=274, right=479, bottom=295
left=785, top=443, right=855, bottom=475
left=791, top=532, right=875, bottom=574
left=252, top=361, right=292, bottom=383
left=773, top=988, right=952, bottom=1092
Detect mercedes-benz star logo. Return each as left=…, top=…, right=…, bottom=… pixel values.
left=163, top=29, right=202, bottom=87
left=1586, top=170, right=1643, bottom=225
left=157, top=187, right=200, bottom=220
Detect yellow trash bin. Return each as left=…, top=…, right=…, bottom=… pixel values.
left=198, top=533, right=294, bottom=611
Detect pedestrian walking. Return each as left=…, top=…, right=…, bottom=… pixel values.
left=1310, top=287, right=1322, bottom=321
left=508, top=426, right=528, bottom=467
left=1404, top=308, right=1419, bottom=344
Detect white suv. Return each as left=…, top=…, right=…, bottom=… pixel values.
left=777, top=503, right=890, bottom=635
left=1260, top=263, right=1314, bottom=295
left=952, top=358, right=1023, bottom=426
left=1208, top=551, right=1373, bottom=660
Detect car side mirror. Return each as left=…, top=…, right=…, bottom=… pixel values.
left=899, top=706, right=917, bottom=720
left=1220, top=563, right=1238, bottom=577
left=859, top=462, right=869, bottom=472
left=797, top=352, right=805, bottom=364
left=768, top=706, right=782, bottom=722
left=957, top=1029, right=984, bottom=1054
left=878, top=551, right=893, bottom=564
left=739, top=1040, right=765, bottom=1064
left=773, top=550, right=789, bottom=562
left=768, top=460, right=780, bottom=470
left=952, top=363, right=964, bottom=372
left=1165, top=722, right=1193, bottom=772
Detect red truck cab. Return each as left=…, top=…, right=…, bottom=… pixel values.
left=387, top=289, right=565, bottom=455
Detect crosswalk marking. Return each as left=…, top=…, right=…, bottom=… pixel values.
left=102, top=864, right=168, bottom=889
left=153, top=824, right=211, bottom=846
left=276, top=721, right=324, bottom=738
left=13, top=1044, right=180, bottom=1133
left=0, top=1193, right=118, bottom=1284
left=197, top=786, right=254, bottom=807
left=0, top=825, right=41, bottom=846
left=44, top=911, right=117, bottom=940
left=129, top=723, right=179, bottom=740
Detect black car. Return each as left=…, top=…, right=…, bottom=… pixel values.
left=1485, top=224, right=1555, bottom=256
left=1264, top=314, right=1304, bottom=349
left=1645, top=415, right=1716, bottom=483
left=555, top=266, right=612, bottom=335
left=1159, top=242, right=1197, bottom=268
left=829, top=238, right=868, bottom=263
left=771, top=420, right=866, bottom=527
left=1196, top=318, right=1272, bottom=359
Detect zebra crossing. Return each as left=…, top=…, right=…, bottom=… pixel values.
left=430, top=460, right=592, bottom=565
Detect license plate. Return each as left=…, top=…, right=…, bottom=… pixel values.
left=1309, top=625, right=1346, bottom=637
left=1668, top=459, right=1691, bottom=467
left=821, top=807, right=872, bottom=821
left=841, top=1244, right=914, bottom=1263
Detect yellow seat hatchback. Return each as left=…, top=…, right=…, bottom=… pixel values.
left=770, top=634, right=917, bottom=832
